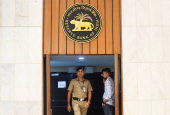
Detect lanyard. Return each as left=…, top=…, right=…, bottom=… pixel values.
left=78, top=80, right=84, bottom=90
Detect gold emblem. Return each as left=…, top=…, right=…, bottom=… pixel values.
left=70, top=13, right=94, bottom=31
left=62, top=3, right=102, bottom=43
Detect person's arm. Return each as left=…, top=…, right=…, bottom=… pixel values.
left=67, top=91, right=72, bottom=105
left=103, top=99, right=108, bottom=104
left=88, top=91, right=92, bottom=103
left=85, top=91, right=92, bottom=108
left=85, top=81, right=93, bottom=108
left=103, top=81, right=114, bottom=105
left=67, top=80, right=73, bottom=112
left=67, top=91, right=72, bottom=112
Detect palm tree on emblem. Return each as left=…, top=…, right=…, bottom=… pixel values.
left=74, top=12, right=93, bottom=22
left=70, top=12, right=94, bottom=31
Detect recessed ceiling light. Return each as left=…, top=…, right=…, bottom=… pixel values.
left=79, top=57, right=84, bottom=60
left=51, top=73, right=59, bottom=76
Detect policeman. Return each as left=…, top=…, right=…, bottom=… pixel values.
left=67, top=66, right=93, bottom=115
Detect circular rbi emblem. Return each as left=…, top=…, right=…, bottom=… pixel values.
left=62, top=3, right=102, bottom=43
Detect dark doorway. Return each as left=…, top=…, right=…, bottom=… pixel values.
left=50, top=72, right=115, bottom=115
left=43, top=55, right=123, bottom=115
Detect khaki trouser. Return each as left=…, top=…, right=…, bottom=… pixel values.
left=72, top=99, right=88, bottom=115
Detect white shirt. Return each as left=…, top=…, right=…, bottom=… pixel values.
left=103, top=77, right=115, bottom=106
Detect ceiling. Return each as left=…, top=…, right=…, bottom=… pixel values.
left=50, top=55, right=115, bottom=67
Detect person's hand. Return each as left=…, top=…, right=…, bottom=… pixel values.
left=102, top=103, right=106, bottom=106
left=85, top=102, right=90, bottom=108
left=103, top=79, right=105, bottom=84
left=67, top=104, right=72, bottom=112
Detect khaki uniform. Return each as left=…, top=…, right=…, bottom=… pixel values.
left=68, top=78, right=93, bottom=115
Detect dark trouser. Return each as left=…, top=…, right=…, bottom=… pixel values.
left=103, top=104, right=115, bottom=115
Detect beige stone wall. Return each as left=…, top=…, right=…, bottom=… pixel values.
left=122, top=0, right=170, bottom=115
left=0, top=0, right=43, bottom=115
left=1, top=0, right=170, bottom=115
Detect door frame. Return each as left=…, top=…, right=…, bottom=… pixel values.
left=43, top=54, right=122, bottom=115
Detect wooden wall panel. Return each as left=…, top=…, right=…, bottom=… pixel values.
left=44, top=0, right=51, bottom=54
left=98, top=0, right=105, bottom=54
left=105, top=0, right=113, bottom=54
left=67, top=0, right=75, bottom=54
left=75, top=0, right=83, bottom=54
left=44, top=0, right=121, bottom=55
left=51, top=0, right=59, bottom=54
left=90, top=0, right=98, bottom=54
left=59, top=0, right=67, bottom=54
left=82, top=0, right=90, bottom=54
left=113, top=0, right=120, bottom=54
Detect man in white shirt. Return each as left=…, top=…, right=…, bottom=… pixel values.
left=102, top=68, right=115, bottom=115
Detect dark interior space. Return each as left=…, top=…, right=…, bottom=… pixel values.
left=43, top=55, right=122, bottom=115
left=50, top=72, right=115, bottom=115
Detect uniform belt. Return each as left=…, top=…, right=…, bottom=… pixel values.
left=73, top=97, right=88, bottom=101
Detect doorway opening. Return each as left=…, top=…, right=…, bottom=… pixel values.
left=44, top=55, right=122, bottom=115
